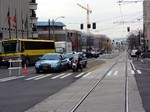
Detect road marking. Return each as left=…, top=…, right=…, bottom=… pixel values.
left=130, top=60, right=136, bottom=70
left=75, top=72, right=85, bottom=78
left=83, top=72, right=91, bottom=77
left=137, top=70, right=142, bottom=74
left=34, top=74, right=52, bottom=80
left=131, top=70, right=135, bottom=74
left=51, top=73, right=65, bottom=79
left=25, top=75, right=44, bottom=81
left=0, top=76, right=24, bottom=82
left=107, top=71, right=113, bottom=76
left=113, top=71, right=118, bottom=76
left=60, top=73, right=72, bottom=79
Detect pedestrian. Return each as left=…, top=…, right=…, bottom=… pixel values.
left=136, top=49, right=141, bottom=61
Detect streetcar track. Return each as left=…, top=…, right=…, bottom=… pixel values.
left=70, top=53, right=126, bottom=112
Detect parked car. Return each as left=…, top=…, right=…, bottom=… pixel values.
left=141, top=50, right=150, bottom=58
left=130, top=50, right=137, bottom=57
left=35, top=53, right=68, bottom=73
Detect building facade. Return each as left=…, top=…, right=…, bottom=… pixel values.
left=0, top=0, right=38, bottom=39
left=143, top=0, right=150, bottom=50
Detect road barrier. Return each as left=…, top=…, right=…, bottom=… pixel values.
left=8, top=59, right=22, bottom=76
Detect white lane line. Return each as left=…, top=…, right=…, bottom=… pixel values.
left=25, top=75, right=44, bottom=81
left=75, top=72, right=85, bottom=78
left=107, top=71, right=113, bottom=76
left=83, top=72, right=91, bottom=77
left=0, top=76, right=24, bottom=82
left=51, top=73, right=65, bottom=79
left=137, top=70, right=142, bottom=74
left=34, top=74, right=52, bottom=80
left=0, top=76, right=15, bottom=82
left=60, top=73, right=72, bottom=79
left=131, top=70, right=135, bottom=74
left=130, top=60, right=136, bottom=70
left=113, top=71, right=118, bottom=76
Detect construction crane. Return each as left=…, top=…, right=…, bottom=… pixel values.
left=77, top=3, right=92, bottom=35
left=118, top=0, right=143, bottom=4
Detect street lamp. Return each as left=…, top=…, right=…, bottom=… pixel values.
left=52, top=16, right=65, bottom=41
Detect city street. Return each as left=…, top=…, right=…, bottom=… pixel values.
left=1, top=52, right=150, bottom=112
left=0, top=55, right=105, bottom=112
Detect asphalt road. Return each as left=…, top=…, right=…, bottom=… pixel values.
left=0, top=55, right=107, bottom=112
left=131, top=57, right=150, bottom=112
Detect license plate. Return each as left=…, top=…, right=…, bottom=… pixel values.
left=43, top=66, right=48, bottom=70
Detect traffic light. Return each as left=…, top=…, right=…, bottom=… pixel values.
left=80, top=24, right=83, bottom=29
left=87, top=24, right=91, bottom=28
left=92, top=22, right=96, bottom=29
left=127, top=27, right=130, bottom=32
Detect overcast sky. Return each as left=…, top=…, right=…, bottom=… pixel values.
left=36, top=0, right=143, bottom=39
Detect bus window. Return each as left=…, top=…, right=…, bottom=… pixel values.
left=0, top=41, right=2, bottom=54
left=2, top=41, right=18, bottom=53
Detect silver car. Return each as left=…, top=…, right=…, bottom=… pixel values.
left=35, top=53, right=68, bottom=73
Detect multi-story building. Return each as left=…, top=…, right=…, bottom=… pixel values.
left=0, top=0, right=38, bottom=39
left=36, top=21, right=83, bottom=52
left=143, top=0, right=150, bottom=50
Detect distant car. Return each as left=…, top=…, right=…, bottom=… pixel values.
left=35, top=53, right=68, bottom=73
left=91, top=51, right=99, bottom=58
left=130, top=50, right=137, bottom=57
left=141, top=50, right=150, bottom=58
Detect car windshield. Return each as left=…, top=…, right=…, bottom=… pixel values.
left=41, top=54, right=60, bottom=60
left=64, top=53, right=73, bottom=58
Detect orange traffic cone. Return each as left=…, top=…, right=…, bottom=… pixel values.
left=23, top=64, right=28, bottom=74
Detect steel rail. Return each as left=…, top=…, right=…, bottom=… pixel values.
left=125, top=53, right=129, bottom=112
left=70, top=55, right=122, bottom=112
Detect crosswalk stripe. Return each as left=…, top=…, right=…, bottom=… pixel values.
left=107, top=71, right=113, bottom=76
left=34, top=74, right=52, bottom=80
left=60, top=73, right=72, bottom=79
left=51, top=73, right=65, bottom=79
left=25, top=75, right=44, bottom=81
left=75, top=72, right=85, bottom=78
left=0, top=76, right=24, bottom=82
left=83, top=72, right=91, bottom=77
left=131, top=70, right=135, bottom=74
left=137, top=70, right=142, bottom=74
left=113, top=71, right=118, bottom=76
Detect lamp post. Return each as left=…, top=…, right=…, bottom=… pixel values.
left=52, top=16, right=65, bottom=41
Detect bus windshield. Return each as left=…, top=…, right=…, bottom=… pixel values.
left=2, top=40, right=19, bottom=53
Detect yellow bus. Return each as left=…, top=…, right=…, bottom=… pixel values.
left=0, top=38, right=55, bottom=67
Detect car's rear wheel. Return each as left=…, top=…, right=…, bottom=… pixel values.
left=141, top=55, right=145, bottom=58
left=36, top=69, right=40, bottom=74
